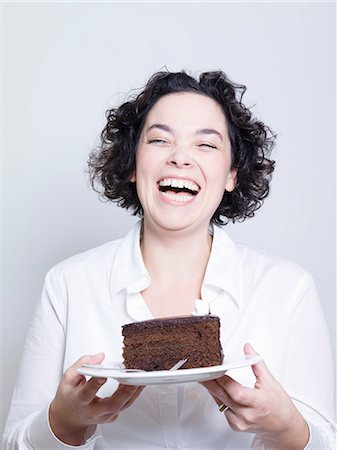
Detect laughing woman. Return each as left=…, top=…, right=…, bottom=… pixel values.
left=3, top=71, right=336, bottom=449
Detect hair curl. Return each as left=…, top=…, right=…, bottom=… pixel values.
left=88, top=70, right=276, bottom=225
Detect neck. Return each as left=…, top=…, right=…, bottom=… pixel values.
left=140, top=220, right=213, bottom=285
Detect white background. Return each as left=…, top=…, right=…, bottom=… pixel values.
left=2, top=1, right=336, bottom=437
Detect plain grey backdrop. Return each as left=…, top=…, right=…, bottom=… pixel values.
left=2, top=1, right=336, bottom=437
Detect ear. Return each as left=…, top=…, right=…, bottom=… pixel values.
left=225, top=167, right=238, bottom=192
left=130, top=171, right=136, bottom=182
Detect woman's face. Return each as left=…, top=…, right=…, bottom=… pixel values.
left=132, top=92, right=237, bottom=234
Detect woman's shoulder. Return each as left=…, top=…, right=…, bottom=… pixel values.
left=46, top=237, right=123, bottom=280
left=238, top=242, right=304, bottom=269
left=214, top=225, right=313, bottom=286
left=236, top=242, right=314, bottom=289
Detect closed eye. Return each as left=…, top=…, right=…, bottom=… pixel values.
left=198, top=143, right=217, bottom=150
left=147, top=139, right=171, bottom=145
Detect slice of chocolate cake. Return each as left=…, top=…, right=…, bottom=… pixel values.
left=122, top=315, right=223, bottom=371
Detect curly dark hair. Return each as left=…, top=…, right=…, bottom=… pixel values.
left=88, top=70, right=276, bottom=225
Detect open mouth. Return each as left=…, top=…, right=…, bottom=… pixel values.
left=158, top=178, right=200, bottom=203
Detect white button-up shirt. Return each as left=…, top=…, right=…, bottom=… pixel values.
left=3, top=221, right=336, bottom=449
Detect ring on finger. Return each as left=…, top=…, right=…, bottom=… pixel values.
left=218, top=403, right=230, bottom=413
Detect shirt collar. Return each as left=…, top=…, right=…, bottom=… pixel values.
left=110, top=220, right=150, bottom=298
left=110, top=221, right=243, bottom=309
left=202, top=224, right=243, bottom=309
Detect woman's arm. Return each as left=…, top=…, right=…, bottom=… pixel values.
left=203, top=344, right=310, bottom=450
left=49, top=355, right=143, bottom=446
left=279, top=272, right=336, bottom=448
left=202, top=272, right=336, bottom=449
left=3, top=266, right=144, bottom=449
left=2, top=267, right=70, bottom=449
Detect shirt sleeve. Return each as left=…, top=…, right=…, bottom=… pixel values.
left=302, top=421, right=336, bottom=450
left=27, top=406, right=100, bottom=449
left=1, top=266, right=101, bottom=449
left=282, top=272, right=336, bottom=449
left=251, top=420, right=334, bottom=450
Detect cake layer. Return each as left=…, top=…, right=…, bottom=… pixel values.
left=122, top=315, right=223, bottom=371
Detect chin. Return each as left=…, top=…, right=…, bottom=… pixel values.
left=149, top=215, right=208, bottom=234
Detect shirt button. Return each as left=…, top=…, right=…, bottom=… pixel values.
left=190, top=390, right=198, bottom=399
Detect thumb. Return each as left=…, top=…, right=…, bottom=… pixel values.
left=66, top=353, right=105, bottom=386
left=79, top=352, right=105, bottom=366
left=244, top=343, right=271, bottom=385
left=244, top=342, right=260, bottom=358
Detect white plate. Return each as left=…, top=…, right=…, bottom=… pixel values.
left=77, top=355, right=262, bottom=385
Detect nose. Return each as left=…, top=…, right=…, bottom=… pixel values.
left=167, top=145, right=193, bottom=168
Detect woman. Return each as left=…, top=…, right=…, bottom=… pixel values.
left=3, top=71, right=335, bottom=449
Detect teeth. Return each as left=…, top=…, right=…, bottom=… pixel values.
left=159, top=178, right=199, bottom=192
left=160, top=179, right=171, bottom=187
left=161, top=191, right=193, bottom=203
left=185, top=180, right=198, bottom=191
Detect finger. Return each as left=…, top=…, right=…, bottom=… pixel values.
left=201, top=380, right=222, bottom=398
left=64, top=353, right=105, bottom=387
left=99, top=384, right=143, bottom=412
left=119, top=386, right=145, bottom=411
left=244, top=343, right=273, bottom=385
left=211, top=393, right=221, bottom=405
left=201, top=380, right=230, bottom=402
left=216, top=376, right=256, bottom=407
left=77, top=377, right=107, bottom=405
left=212, top=394, right=233, bottom=413
left=225, top=408, right=250, bottom=432
left=95, top=412, right=120, bottom=424
left=98, top=386, right=144, bottom=424
left=201, top=380, right=237, bottom=410
left=208, top=392, right=240, bottom=422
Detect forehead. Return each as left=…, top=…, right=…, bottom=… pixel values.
left=144, top=92, right=227, bottom=132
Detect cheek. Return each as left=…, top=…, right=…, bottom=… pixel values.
left=211, top=162, right=232, bottom=185
left=207, top=166, right=233, bottom=199
left=135, top=146, right=155, bottom=170
left=133, top=153, right=158, bottom=194
left=136, top=150, right=166, bottom=182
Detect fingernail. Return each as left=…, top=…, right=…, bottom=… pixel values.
left=97, top=378, right=106, bottom=384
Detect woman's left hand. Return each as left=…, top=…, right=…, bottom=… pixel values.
left=201, top=344, right=309, bottom=450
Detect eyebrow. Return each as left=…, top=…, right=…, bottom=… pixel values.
left=146, top=123, right=224, bottom=141
left=146, top=123, right=172, bottom=133
left=195, top=128, right=224, bottom=141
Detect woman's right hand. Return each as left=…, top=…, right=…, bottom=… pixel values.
left=49, top=353, right=144, bottom=446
